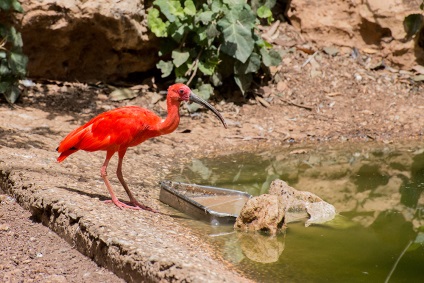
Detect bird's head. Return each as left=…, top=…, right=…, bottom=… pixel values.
left=168, top=83, right=192, bottom=102
left=168, top=83, right=228, bottom=129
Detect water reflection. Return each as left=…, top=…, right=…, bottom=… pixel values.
left=227, top=232, right=286, bottom=264
left=168, top=143, right=424, bottom=282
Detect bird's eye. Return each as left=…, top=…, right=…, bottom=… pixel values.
left=178, top=89, right=184, bottom=95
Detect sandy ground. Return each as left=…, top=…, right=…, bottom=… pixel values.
left=1, top=25, right=424, bottom=282
left=0, top=193, right=125, bottom=282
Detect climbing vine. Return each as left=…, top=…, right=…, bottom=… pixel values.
left=0, top=0, right=28, bottom=103
left=147, top=0, right=280, bottom=104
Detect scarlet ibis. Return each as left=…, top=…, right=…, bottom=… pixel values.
left=57, top=83, right=227, bottom=211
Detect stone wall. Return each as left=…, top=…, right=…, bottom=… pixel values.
left=288, top=0, right=424, bottom=68
left=20, top=0, right=158, bottom=82
left=19, top=0, right=424, bottom=82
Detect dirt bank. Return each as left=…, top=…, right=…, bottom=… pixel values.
left=1, top=36, right=424, bottom=282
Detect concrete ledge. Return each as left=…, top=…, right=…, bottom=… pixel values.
left=0, top=104, right=248, bottom=283
left=0, top=164, right=248, bottom=282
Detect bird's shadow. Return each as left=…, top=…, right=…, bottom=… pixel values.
left=57, top=186, right=191, bottom=219
left=58, top=186, right=110, bottom=201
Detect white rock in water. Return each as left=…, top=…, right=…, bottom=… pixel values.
left=305, top=201, right=337, bottom=227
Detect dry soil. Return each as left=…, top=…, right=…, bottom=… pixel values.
left=1, top=25, right=424, bottom=282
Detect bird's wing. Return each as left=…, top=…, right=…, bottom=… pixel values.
left=58, top=106, right=161, bottom=152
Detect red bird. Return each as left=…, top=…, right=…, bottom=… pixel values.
left=57, top=83, right=227, bottom=211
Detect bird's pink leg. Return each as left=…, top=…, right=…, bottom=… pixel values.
left=101, top=150, right=141, bottom=210
left=116, top=149, right=158, bottom=212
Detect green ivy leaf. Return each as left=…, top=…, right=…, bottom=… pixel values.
left=206, top=23, right=220, bottom=38
left=255, top=34, right=273, bottom=48
left=175, top=77, right=187, bottom=83
left=198, top=48, right=220, bottom=76
left=218, top=9, right=255, bottom=63
left=211, top=1, right=224, bottom=13
left=4, top=85, right=20, bottom=103
left=257, top=6, right=272, bottom=19
left=260, top=47, right=281, bottom=67
left=188, top=83, right=213, bottom=111
left=9, top=51, right=28, bottom=75
left=234, top=52, right=261, bottom=75
left=8, top=26, right=23, bottom=48
left=175, top=62, right=189, bottom=78
left=198, top=61, right=214, bottom=76
left=172, top=50, right=190, bottom=68
left=234, top=73, right=252, bottom=95
left=169, top=22, right=190, bottom=42
left=0, top=57, right=11, bottom=76
left=156, top=60, right=173, bottom=77
left=194, top=26, right=208, bottom=44
left=230, top=6, right=256, bottom=30
left=223, top=0, right=246, bottom=6
left=11, top=0, right=23, bottom=13
left=0, top=0, right=23, bottom=12
left=210, top=72, right=223, bottom=87
left=250, top=0, right=276, bottom=11
left=0, top=0, right=11, bottom=11
left=197, top=11, right=215, bottom=25
left=183, top=0, right=196, bottom=16
left=0, top=81, right=10, bottom=93
left=147, top=8, right=169, bottom=37
left=154, top=0, right=184, bottom=22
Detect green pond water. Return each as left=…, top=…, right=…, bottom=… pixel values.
left=167, top=143, right=424, bottom=282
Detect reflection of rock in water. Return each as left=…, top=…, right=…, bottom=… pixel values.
left=237, top=232, right=285, bottom=263
left=235, top=180, right=336, bottom=235
left=400, top=151, right=424, bottom=208
left=351, top=164, right=389, bottom=192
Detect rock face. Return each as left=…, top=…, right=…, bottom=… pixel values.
left=20, top=0, right=423, bottom=83
left=19, top=0, right=423, bottom=83
left=20, top=0, right=158, bottom=82
left=288, top=0, right=424, bottom=68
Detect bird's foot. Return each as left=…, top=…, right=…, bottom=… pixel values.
left=130, top=200, right=160, bottom=213
left=104, top=199, right=159, bottom=212
left=104, top=199, right=141, bottom=210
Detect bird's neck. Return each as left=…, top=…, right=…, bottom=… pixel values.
left=157, top=99, right=181, bottom=135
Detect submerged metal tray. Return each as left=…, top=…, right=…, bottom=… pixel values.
left=159, top=181, right=251, bottom=225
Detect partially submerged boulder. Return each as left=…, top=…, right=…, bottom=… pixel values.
left=269, top=179, right=337, bottom=227
left=234, top=194, right=286, bottom=235
left=235, top=179, right=336, bottom=235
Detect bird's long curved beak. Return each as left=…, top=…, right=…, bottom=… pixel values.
left=189, top=92, right=228, bottom=129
